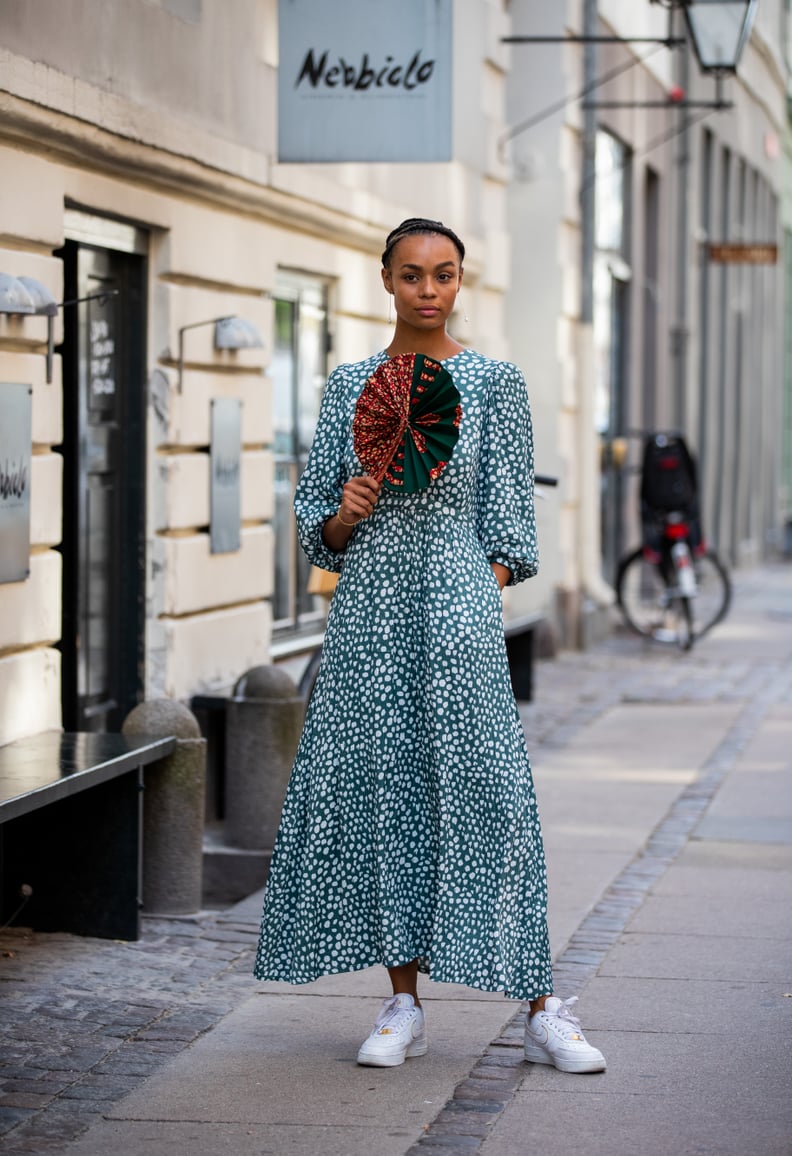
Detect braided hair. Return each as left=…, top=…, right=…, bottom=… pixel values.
left=381, top=218, right=465, bottom=269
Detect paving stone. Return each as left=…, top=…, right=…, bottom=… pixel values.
left=408, top=1135, right=482, bottom=1151
left=0, top=1068, right=76, bottom=1086
left=0, top=1092, right=56, bottom=1109
left=0, top=1106, right=36, bottom=1133
left=446, top=1098, right=504, bottom=1115
left=452, top=1080, right=515, bottom=1104
left=26, top=1047, right=112, bottom=1073
left=3, top=1076, right=76, bottom=1096
left=479, top=1050, right=523, bottom=1067
left=89, top=1056, right=160, bottom=1077
left=429, top=1111, right=493, bottom=1137
left=465, top=1065, right=517, bottom=1083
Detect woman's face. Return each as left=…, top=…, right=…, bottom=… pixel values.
left=382, top=233, right=463, bottom=332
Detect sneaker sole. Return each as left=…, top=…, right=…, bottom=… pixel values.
left=524, top=1044, right=606, bottom=1074
left=357, top=1039, right=428, bottom=1067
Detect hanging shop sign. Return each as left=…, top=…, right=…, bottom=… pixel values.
left=0, top=383, right=33, bottom=584
left=707, top=243, right=778, bottom=264
left=278, top=0, right=452, bottom=162
left=210, top=398, right=242, bottom=555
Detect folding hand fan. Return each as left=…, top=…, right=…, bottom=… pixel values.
left=352, top=353, right=462, bottom=492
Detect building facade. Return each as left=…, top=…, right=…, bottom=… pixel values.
left=0, top=0, right=788, bottom=748
left=506, top=0, right=789, bottom=644
left=0, top=0, right=532, bottom=745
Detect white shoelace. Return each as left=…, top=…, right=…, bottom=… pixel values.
left=373, top=996, right=416, bottom=1035
left=544, top=996, right=585, bottom=1039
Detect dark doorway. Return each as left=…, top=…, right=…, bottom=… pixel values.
left=57, top=237, right=147, bottom=732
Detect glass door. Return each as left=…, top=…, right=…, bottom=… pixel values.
left=58, top=234, right=147, bottom=731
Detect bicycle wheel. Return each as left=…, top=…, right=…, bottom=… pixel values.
left=615, top=548, right=687, bottom=645
left=676, top=595, right=693, bottom=651
left=689, top=550, right=732, bottom=640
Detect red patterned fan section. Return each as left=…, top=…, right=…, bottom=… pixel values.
left=352, top=353, right=463, bottom=493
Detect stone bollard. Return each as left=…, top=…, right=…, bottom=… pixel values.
left=225, top=665, right=304, bottom=851
left=122, top=700, right=206, bottom=915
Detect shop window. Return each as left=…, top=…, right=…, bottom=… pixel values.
left=271, top=272, right=331, bottom=633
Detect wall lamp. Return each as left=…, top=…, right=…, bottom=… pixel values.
left=177, top=315, right=265, bottom=392
left=0, top=276, right=119, bottom=385
left=0, top=273, right=59, bottom=383
left=680, top=0, right=758, bottom=75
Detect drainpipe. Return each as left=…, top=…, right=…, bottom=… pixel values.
left=671, top=4, right=691, bottom=428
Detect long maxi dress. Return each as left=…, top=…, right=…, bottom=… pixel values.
left=254, top=347, right=553, bottom=1001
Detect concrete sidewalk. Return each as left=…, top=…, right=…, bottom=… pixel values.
left=2, top=564, right=791, bottom=1155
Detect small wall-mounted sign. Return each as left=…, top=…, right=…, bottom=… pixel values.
left=210, top=398, right=242, bottom=555
left=0, top=383, right=33, bottom=584
left=707, top=243, right=778, bottom=265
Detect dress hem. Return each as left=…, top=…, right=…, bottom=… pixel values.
left=253, top=954, right=553, bottom=1003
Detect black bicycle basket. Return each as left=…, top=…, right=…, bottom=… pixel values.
left=640, top=434, right=698, bottom=513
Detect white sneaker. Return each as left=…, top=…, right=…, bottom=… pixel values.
left=357, top=994, right=428, bottom=1067
left=524, top=996, right=606, bottom=1073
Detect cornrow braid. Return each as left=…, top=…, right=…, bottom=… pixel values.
left=381, top=217, right=465, bottom=269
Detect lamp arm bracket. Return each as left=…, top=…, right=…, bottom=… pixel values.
left=501, top=36, right=685, bottom=46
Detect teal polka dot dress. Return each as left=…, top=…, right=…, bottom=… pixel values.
left=254, top=348, right=553, bottom=1000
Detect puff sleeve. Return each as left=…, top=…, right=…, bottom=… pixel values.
left=475, top=361, right=539, bottom=586
left=293, top=367, right=350, bottom=573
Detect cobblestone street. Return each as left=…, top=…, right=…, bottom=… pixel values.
left=0, top=908, right=256, bottom=1150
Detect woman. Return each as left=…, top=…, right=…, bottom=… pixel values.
left=255, top=217, right=605, bottom=1075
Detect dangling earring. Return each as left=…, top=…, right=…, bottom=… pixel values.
left=463, top=303, right=469, bottom=324
left=388, top=293, right=393, bottom=324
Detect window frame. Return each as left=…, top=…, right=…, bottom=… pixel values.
left=270, top=270, right=333, bottom=641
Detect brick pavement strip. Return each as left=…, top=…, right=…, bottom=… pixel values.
left=0, top=585, right=789, bottom=1154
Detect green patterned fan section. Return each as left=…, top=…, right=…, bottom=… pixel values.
left=353, top=353, right=463, bottom=493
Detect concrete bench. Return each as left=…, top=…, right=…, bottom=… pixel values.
left=504, top=610, right=546, bottom=702
left=0, top=731, right=176, bottom=941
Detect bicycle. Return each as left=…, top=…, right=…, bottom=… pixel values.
left=298, top=474, right=559, bottom=703
left=614, top=433, right=731, bottom=651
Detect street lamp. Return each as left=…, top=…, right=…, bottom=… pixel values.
left=682, top=0, right=758, bottom=74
